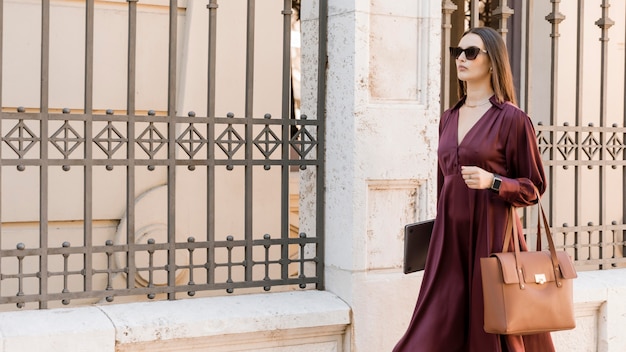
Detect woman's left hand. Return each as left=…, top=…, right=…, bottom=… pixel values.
left=461, top=166, right=494, bottom=190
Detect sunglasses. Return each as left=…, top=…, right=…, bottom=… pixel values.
left=449, top=46, right=487, bottom=60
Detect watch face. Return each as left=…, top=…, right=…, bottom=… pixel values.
left=493, top=177, right=501, bottom=191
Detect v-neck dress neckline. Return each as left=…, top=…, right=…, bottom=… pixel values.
left=456, top=96, right=495, bottom=147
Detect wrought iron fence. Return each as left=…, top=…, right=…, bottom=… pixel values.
left=535, top=123, right=626, bottom=269
left=0, top=0, right=327, bottom=310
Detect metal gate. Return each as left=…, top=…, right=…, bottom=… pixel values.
left=442, top=0, right=626, bottom=270
left=0, top=0, right=327, bottom=310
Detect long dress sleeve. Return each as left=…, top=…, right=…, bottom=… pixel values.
left=497, top=108, right=546, bottom=207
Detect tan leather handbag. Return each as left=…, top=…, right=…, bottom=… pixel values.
left=480, top=200, right=578, bottom=335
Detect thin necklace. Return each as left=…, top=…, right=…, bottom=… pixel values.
left=464, top=99, right=491, bottom=108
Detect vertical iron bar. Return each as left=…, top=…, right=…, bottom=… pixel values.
left=520, top=0, right=531, bottom=113
left=575, top=1, right=584, bottom=127
left=84, top=0, right=95, bottom=293
left=207, top=1, right=217, bottom=117
left=469, top=0, right=479, bottom=28
left=206, top=0, right=218, bottom=285
left=126, top=0, right=138, bottom=288
left=245, top=0, right=255, bottom=116
left=441, top=0, right=458, bottom=115
left=166, top=0, right=178, bottom=299
left=316, top=0, right=328, bottom=290
left=493, top=0, right=515, bottom=42
left=521, top=0, right=532, bottom=235
left=596, top=1, right=612, bottom=129
left=280, top=0, right=291, bottom=280
left=596, top=0, right=613, bottom=268
left=39, top=0, right=51, bottom=309
left=623, top=0, right=626, bottom=260
left=0, top=0, right=4, bottom=281
left=545, top=1, right=565, bottom=249
left=574, top=0, right=584, bottom=262
left=244, top=0, right=255, bottom=282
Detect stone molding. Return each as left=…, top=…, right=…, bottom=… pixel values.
left=0, top=290, right=350, bottom=352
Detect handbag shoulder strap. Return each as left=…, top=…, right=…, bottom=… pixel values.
left=536, top=198, right=564, bottom=287
left=501, top=207, right=515, bottom=253
left=508, top=196, right=564, bottom=288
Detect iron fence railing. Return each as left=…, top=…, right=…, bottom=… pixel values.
left=0, top=0, right=327, bottom=310
left=534, top=123, right=626, bottom=269
left=0, top=110, right=323, bottom=309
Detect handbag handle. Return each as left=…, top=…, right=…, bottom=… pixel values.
left=501, top=197, right=563, bottom=289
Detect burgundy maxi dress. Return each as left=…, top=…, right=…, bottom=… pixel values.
left=393, top=96, right=555, bottom=352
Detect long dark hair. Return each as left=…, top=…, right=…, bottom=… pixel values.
left=456, top=27, right=517, bottom=106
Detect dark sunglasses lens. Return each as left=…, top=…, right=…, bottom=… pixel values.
left=464, top=47, right=480, bottom=60
left=449, top=47, right=482, bottom=60
left=449, top=47, right=462, bottom=59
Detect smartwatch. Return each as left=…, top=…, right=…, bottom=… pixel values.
left=491, top=174, right=502, bottom=192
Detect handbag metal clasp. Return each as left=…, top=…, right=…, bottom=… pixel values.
left=535, top=274, right=547, bottom=284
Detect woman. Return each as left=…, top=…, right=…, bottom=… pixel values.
left=393, top=27, right=555, bottom=351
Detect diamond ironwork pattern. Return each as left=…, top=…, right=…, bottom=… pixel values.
left=581, top=131, right=601, bottom=160
left=290, top=126, right=316, bottom=158
left=556, top=131, right=576, bottom=160
left=215, top=125, right=245, bottom=159
left=536, top=130, right=551, bottom=156
left=94, top=122, right=127, bottom=158
left=50, top=121, right=84, bottom=158
left=177, top=124, right=207, bottom=159
left=606, top=132, right=624, bottom=160
left=253, top=125, right=281, bottom=158
left=136, top=123, right=167, bottom=159
left=3, top=120, right=40, bottom=158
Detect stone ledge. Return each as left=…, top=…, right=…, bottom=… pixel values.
left=116, top=325, right=348, bottom=352
left=552, top=268, right=626, bottom=352
left=572, top=267, right=626, bottom=302
left=0, top=306, right=115, bottom=352
left=99, top=290, right=351, bottom=344
left=0, top=290, right=351, bottom=352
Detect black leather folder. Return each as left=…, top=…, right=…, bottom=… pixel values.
left=403, top=219, right=434, bottom=274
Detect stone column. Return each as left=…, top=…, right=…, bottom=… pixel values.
left=302, top=1, right=442, bottom=350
